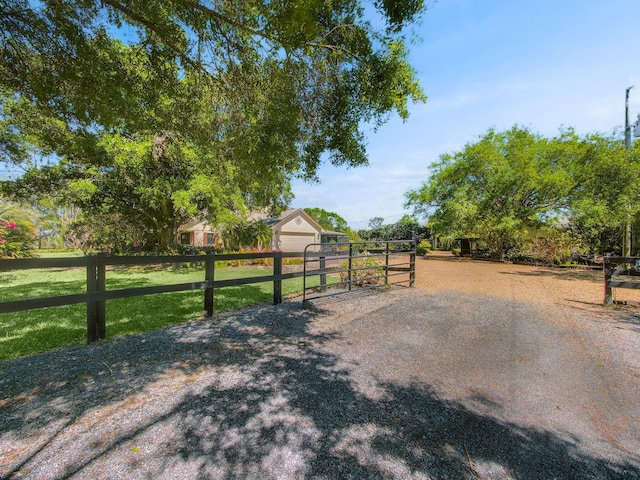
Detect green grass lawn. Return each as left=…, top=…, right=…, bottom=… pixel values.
left=36, top=251, right=85, bottom=258
left=0, top=263, right=331, bottom=362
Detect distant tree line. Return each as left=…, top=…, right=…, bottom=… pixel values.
left=305, top=209, right=430, bottom=248
left=358, top=215, right=430, bottom=244
left=405, top=126, right=640, bottom=263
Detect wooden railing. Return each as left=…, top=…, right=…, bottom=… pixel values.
left=603, top=256, right=640, bottom=304
left=1, top=245, right=416, bottom=344
left=0, top=252, right=302, bottom=343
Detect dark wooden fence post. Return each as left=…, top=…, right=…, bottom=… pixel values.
left=409, top=251, right=416, bottom=287
left=384, top=243, right=390, bottom=285
left=204, top=254, right=215, bottom=316
left=604, top=259, right=613, bottom=304
left=320, top=254, right=327, bottom=292
left=86, top=258, right=96, bottom=344
left=348, top=244, right=353, bottom=291
left=96, top=257, right=106, bottom=339
left=410, top=232, right=416, bottom=287
left=86, top=255, right=106, bottom=343
left=273, top=251, right=283, bottom=304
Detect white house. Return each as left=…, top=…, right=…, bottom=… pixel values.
left=177, top=208, right=341, bottom=252
left=249, top=208, right=323, bottom=252
left=176, top=218, right=223, bottom=248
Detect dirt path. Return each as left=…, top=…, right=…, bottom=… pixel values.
left=405, top=253, right=640, bottom=471
left=288, top=253, right=640, bottom=476
left=309, top=252, right=640, bottom=476
left=414, top=250, right=636, bottom=307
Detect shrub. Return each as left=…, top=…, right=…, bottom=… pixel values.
left=416, top=240, right=431, bottom=256
left=528, top=227, right=572, bottom=265
left=248, top=247, right=275, bottom=267
left=339, top=252, right=385, bottom=287
left=0, top=218, right=36, bottom=258
left=224, top=221, right=273, bottom=250
left=284, top=257, right=303, bottom=266
left=226, top=247, right=279, bottom=267
left=176, top=244, right=222, bottom=255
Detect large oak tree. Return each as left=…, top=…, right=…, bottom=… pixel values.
left=0, top=0, right=426, bottom=251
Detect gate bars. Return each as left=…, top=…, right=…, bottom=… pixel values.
left=302, top=239, right=415, bottom=303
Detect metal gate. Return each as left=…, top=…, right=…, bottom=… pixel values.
left=302, top=239, right=415, bottom=304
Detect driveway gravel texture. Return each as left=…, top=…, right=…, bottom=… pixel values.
left=1, top=252, right=639, bottom=479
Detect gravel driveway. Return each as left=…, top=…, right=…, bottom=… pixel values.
left=1, top=254, right=639, bottom=479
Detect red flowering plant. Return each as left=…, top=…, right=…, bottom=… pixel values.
left=0, top=218, right=36, bottom=258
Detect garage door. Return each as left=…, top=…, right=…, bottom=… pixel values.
left=279, top=233, right=316, bottom=252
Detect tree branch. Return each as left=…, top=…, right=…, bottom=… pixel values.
left=100, top=0, right=206, bottom=74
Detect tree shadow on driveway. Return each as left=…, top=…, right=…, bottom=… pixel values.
left=497, top=268, right=602, bottom=283
left=1, top=297, right=638, bottom=479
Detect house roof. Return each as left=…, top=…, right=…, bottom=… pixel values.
left=178, top=217, right=208, bottom=231
left=274, top=209, right=323, bottom=232
left=180, top=208, right=342, bottom=235
left=249, top=208, right=323, bottom=232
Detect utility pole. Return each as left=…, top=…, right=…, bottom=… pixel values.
left=626, top=86, right=634, bottom=149
left=624, top=86, right=634, bottom=257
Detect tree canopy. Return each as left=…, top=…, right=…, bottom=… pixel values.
left=304, top=207, right=349, bottom=232
left=0, top=0, right=426, bottom=251
left=405, top=126, right=640, bottom=259
left=358, top=214, right=429, bottom=244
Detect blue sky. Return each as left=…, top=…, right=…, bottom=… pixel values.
left=290, top=0, right=640, bottom=230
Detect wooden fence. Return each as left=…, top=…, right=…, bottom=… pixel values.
left=1, top=247, right=416, bottom=343
left=0, top=252, right=304, bottom=343
left=603, top=256, right=640, bottom=304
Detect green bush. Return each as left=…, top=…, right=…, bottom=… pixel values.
left=0, top=218, right=36, bottom=258
left=416, top=240, right=431, bottom=256
left=528, top=226, right=572, bottom=265
left=339, top=252, right=384, bottom=287
left=284, top=258, right=303, bottom=266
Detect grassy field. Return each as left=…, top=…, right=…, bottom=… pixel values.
left=0, top=262, right=330, bottom=362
